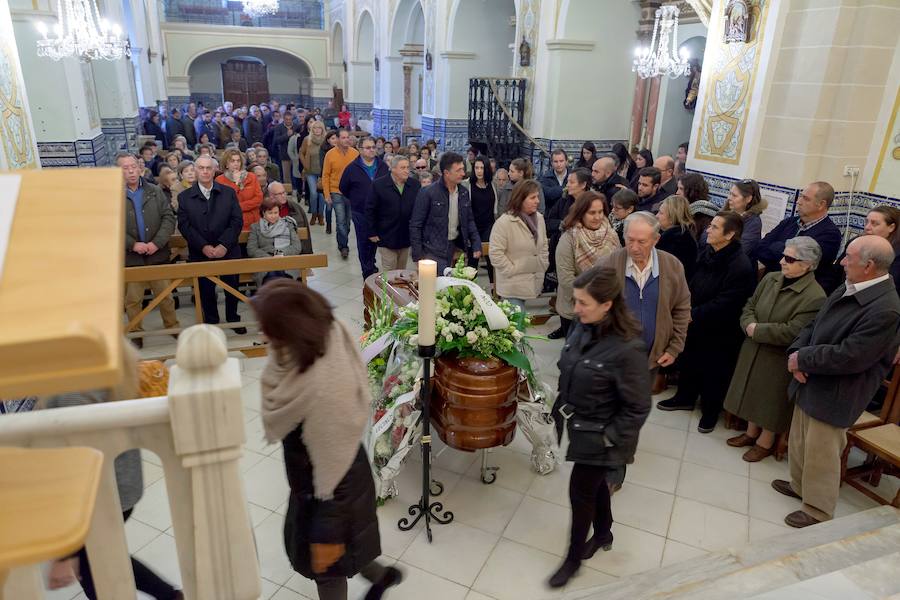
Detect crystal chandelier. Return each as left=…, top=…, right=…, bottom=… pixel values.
left=35, top=0, right=129, bottom=62
left=241, top=0, right=279, bottom=18
left=633, top=5, right=690, bottom=79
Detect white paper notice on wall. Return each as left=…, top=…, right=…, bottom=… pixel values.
left=760, top=187, right=790, bottom=236
left=0, top=174, right=22, bottom=282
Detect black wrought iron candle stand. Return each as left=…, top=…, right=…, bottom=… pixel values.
left=397, top=344, right=454, bottom=542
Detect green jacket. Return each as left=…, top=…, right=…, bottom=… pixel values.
left=724, top=271, right=825, bottom=433
left=124, top=180, right=176, bottom=267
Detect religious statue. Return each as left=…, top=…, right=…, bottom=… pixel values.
left=683, top=59, right=702, bottom=110
left=519, top=37, right=531, bottom=67
left=425, top=50, right=432, bottom=71
left=374, top=56, right=380, bottom=71
left=724, top=0, right=751, bottom=44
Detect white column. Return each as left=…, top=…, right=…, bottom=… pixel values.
left=0, top=0, right=40, bottom=169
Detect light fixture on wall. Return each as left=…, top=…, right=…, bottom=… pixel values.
left=34, top=0, right=130, bottom=61
left=632, top=4, right=690, bottom=79
left=241, top=0, right=279, bottom=18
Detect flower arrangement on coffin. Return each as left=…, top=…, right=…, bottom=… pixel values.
left=362, top=256, right=558, bottom=501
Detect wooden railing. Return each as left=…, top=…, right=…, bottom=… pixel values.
left=0, top=326, right=261, bottom=600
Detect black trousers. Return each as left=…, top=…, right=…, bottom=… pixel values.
left=76, top=509, right=179, bottom=600
left=566, top=463, right=613, bottom=562
left=198, top=273, right=240, bottom=324
left=672, top=337, right=741, bottom=420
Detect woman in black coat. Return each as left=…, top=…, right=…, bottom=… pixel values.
left=656, top=195, right=699, bottom=280
left=657, top=211, right=757, bottom=433
left=548, top=266, right=651, bottom=588
left=253, top=281, right=402, bottom=600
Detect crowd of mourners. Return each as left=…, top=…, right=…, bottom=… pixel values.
left=22, top=98, right=900, bottom=599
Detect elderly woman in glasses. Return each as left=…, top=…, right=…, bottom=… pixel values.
left=723, top=236, right=826, bottom=462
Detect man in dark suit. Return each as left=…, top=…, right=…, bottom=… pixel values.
left=366, top=155, right=421, bottom=272
left=634, top=167, right=670, bottom=213
left=539, top=149, right=569, bottom=215
left=772, top=235, right=900, bottom=528
left=752, top=181, right=842, bottom=284
left=409, top=151, right=482, bottom=274
left=176, top=155, right=246, bottom=333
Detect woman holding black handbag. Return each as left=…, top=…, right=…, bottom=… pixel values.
left=548, top=266, right=651, bottom=588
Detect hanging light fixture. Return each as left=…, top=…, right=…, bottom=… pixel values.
left=633, top=4, right=690, bottom=79
left=34, top=0, right=130, bottom=62
left=241, top=0, right=279, bottom=18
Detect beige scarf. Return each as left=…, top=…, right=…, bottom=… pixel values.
left=260, top=320, right=370, bottom=500
left=573, top=221, right=620, bottom=272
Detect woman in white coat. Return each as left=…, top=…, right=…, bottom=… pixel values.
left=489, top=179, right=550, bottom=313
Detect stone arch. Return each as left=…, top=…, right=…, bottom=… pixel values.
left=355, top=9, right=375, bottom=61
left=559, top=0, right=605, bottom=39
left=186, top=47, right=314, bottom=106
left=389, top=0, right=425, bottom=55
left=184, top=45, right=316, bottom=80
left=332, top=21, right=345, bottom=64
left=447, top=0, right=516, bottom=54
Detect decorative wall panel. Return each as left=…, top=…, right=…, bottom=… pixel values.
left=694, top=0, right=770, bottom=165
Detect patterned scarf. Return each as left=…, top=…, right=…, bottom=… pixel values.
left=224, top=169, right=248, bottom=191
left=573, top=221, right=620, bottom=272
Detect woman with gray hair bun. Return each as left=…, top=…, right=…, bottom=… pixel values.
left=724, top=236, right=827, bottom=462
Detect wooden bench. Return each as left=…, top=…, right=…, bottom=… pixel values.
left=124, top=254, right=328, bottom=356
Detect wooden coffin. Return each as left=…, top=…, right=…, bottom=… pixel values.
left=431, top=354, right=518, bottom=452
left=362, top=270, right=418, bottom=326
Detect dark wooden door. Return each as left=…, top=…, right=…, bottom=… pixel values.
left=222, top=60, right=270, bottom=107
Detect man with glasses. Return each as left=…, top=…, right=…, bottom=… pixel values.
left=752, top=181, right=841, bottom=283
left=322, top=129, right=360, bottom=259
left=410, top=151, right=482, bottom=274
left=412, top=158, right=429, bottom=180
left=339, top=136, right=388, bottom=277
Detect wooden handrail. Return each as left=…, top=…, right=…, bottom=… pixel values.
left=168, top=228, right=309, bottom=250
left=124, top=254, right=327, bottom=282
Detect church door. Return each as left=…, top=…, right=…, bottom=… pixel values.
left=222, top=60, right=270, bottom=107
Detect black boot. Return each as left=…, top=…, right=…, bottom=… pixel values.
left=581, top=533, right=614, bottom=560
left=548, top=559, right=580, bottom=588
left=364, top=566, right=403, bottom=600
left=548, top=327, right=567, bottom=340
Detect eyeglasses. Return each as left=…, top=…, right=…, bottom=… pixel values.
left=416, top=165, right=428, bottom=169
left=781, top=254, right=799, bottom=264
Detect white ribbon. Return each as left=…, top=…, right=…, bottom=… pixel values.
left=436, top=276, right=510, bottom=331
left=361, top=332, right=392, bottom=364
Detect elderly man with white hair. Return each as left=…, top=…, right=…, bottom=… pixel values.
left=772, top=234, right=900, bottom=528
left=596, top=211, right=691, bottom=492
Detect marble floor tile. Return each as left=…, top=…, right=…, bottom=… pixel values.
left=503, top=496, right=570, bottom=557
left=676, top=461, right=750, bottom=514
left=400, top=521, right=500, bottom=586
left=668, top=497, right=749, bottom=552
left=583, top=522, right=666, bottom=577
left=660, top=539, right=709, bottom=567
left=471, top=538, right=569, bottom=600
left=747, top=477, right=803, bottom=526
left=683, top=432, right=750, bottom=477
left=624, top=450, right=682, bottom=494
left=462, top=447, right=539, bottom=494
left=253, top=512, right=295, bottom=586
left=441, top=476, right=525, bottom=535
left=243, top=456, right=291, bottom=511
left=610, top=482, right=675, bottom=537
left=636, top=422, right=688, bottom=460
left=525, top=461, right=573, bottom=507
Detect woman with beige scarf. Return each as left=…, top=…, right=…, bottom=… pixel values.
left=550, top=191, right=621, bottom=339
left=252, top=280, right=402, bottom=600
left=489, top=179, right=550, bottom=313
left=299, top=120, right=328, bottom=225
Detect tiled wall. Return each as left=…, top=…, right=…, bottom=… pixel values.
left=37, top=134, right=109, bottom=168
left=346, top=101, right=373, bottom=118
left=101, top=115, right=142, bottom=158
left=421, top=117, right=468, bottom=152
left=372, top=108, right=403, bottom=139
left=693, top=168, right=900, bottom=243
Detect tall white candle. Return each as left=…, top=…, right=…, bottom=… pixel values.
left=417, top=259, right=437, bottom=346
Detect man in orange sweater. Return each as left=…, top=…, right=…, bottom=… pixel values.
left=322, top=129, right=359, bottom=259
